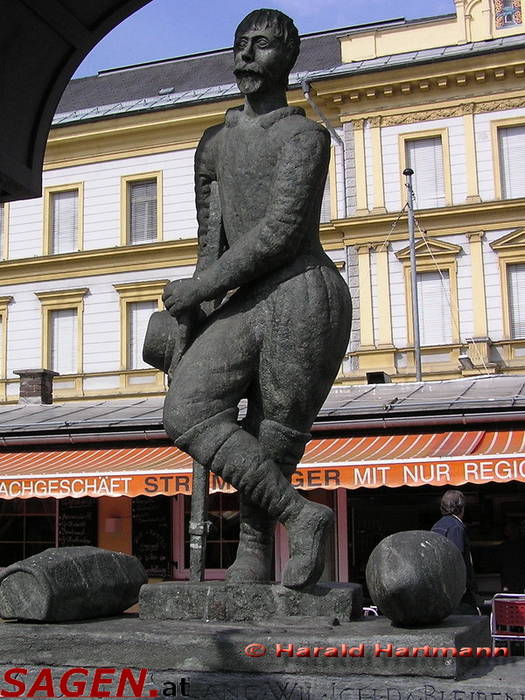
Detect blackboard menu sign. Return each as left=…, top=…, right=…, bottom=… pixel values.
left=58, top=497, right=98, bottom=547
left=132, top=495, right=171, bottom=578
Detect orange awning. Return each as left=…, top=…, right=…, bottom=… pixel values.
left=0, top=429, right=525, bottom=498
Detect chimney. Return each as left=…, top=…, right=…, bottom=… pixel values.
left=14, top=369, right=59, bottom=404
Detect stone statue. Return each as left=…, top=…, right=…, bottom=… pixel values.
left=160, top=9, right=352, bottom=589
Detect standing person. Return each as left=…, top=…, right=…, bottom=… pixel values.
left=160, top=9, right=352, bottom=589
left=431, top=490, right=478, bottom=614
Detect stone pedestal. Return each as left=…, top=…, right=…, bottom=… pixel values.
left=0, top=614, right=492, bottom=681
left=139, top=581, right=363, bottom=622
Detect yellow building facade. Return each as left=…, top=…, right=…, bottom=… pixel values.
left=0, top=0, right=524, bottom=401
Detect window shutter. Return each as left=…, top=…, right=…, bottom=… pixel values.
left=499, top=126, right=525, bottom=199
left=51, top=191, right=78, bottom=254
left=416, top=270, right=452, bottom=346
left=129, top=180, right=157, bottom=244
left=128, top=300, right=157, bottom=369
left=320, top=178, right=331, bottom=223
left=405, top=137, right=446, bottom=209
left=508, top=263, right=525, bottom=338
left=50, top=309, right=77, bottom=374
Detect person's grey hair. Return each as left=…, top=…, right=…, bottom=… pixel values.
left=234, top=9, right=301, bottom=71
left=440, top=489, right=465, bottom=516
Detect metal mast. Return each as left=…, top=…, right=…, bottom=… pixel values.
left=403, top=168, right=422, bottom=382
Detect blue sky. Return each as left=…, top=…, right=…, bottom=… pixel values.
left=75, top=0, right=456, bottom=78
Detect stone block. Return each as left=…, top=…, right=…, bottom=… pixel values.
left=0, top=546, right=147, bottom=622
left=139, top=581, right=363, bottom=622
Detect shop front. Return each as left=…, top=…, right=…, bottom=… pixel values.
left=1, top=414, right=524, bottom=599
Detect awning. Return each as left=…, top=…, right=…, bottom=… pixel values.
left=1, top=429, right=525, bottom=498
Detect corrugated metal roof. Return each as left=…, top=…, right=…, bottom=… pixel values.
left=53, top=33, right=524, bottom=127
left=2, top=376, right=525, bottom=437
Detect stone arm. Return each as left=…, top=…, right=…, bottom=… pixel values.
left=194, top=126, right=330, bottom=302
left=193, top=126, right=227, bottom=315
left=194, top=126, right=225, bottom=277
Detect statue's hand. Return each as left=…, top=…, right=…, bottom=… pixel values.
left=162, top=279, right=201, bottom=317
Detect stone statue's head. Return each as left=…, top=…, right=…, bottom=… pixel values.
left=233, top=9, right=300, bottom=94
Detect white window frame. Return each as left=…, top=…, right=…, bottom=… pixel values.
left=493, top=120, right=525, bottom=200
left=43, top=184, right=84, bottom=255
left=121, top=172, right=163, bottom=246
left=399, top=129, right=452, bottom=210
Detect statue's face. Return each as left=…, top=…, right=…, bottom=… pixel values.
left=233, top=25, right=290, bottom=95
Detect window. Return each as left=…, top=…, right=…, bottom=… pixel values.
left=44, top=184, right=83, bottom=255
left=498, top=125, right=525, bottom=199
left=0, top=296, right=12, bottom=386
left=122, top=173, right=163, bottom=245
left=396, top=238, right=461, bottom=351
left=37, top=289, right=88, bottom=377
left=0, top=499, right=57, bottom=567
left=113, top=280, right=167, bottom=381
left=0, top=203, right=6, bottom=259
left=127, top=300, right=158, bottom=369
left=320, top=179, right=331, bottom=223
left=405, top=136, right=447, bottom=209
left=507, top=263, right=525, bottom=338
left=416, top=270, right=453, bottom=346
left=319, top=146, right=337, bottom=224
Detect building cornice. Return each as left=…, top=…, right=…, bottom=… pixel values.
left=0, top=239, right=198, bottom=287
left=332, top=198, right=525, bottom=244
left=315, top=49, right=525, bottom=117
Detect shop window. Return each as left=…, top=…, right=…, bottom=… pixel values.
left=184, top=492, right=240, bottom=572
left=132, top=496, right=171, bottom=578
left=36, top=288, right=88, bottom=376
left=405, top=136, right=447, bottom=209
left=0, top=499, right=57, bottom=567
left=121, top=173, right=163, bottom=245
left=58, top=497, right=98, bottom=547
left=44, top=184, right=83, bottom=255
left=494, top=0, right=522, bottom=28
left=498, top=125, right=525, bottom=199
left=507, top=263, right=525, bottom=338
left=416, top=270, right=453, bottom=346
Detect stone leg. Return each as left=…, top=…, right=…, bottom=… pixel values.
left=173, top=415, right=332, bottom=589
left=226, top=418, right=310, bottom=584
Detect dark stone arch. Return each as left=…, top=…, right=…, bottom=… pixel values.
left=1, top=0, right=154, bottom=203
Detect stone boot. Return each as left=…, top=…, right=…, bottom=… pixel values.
left=211, top=430, right=333, bottom=589
left=226, top=498, right=275, bottom=583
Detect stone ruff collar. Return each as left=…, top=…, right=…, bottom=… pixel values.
left=225, top=105, right=306, bottom=129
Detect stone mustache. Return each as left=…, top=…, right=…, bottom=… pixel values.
left=143, top=9, right=352, bottom=589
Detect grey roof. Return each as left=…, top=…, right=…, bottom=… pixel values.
left=53, top=26, right=525, bottom=127
left=56, top=29, right=342, bottom=116
left=1, top=375, right=525, bottom=442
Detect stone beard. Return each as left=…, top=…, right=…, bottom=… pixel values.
left=160, top=9, right=352, bottom=589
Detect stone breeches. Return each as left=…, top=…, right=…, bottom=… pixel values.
left=163, top=264, right=352, bottom=459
